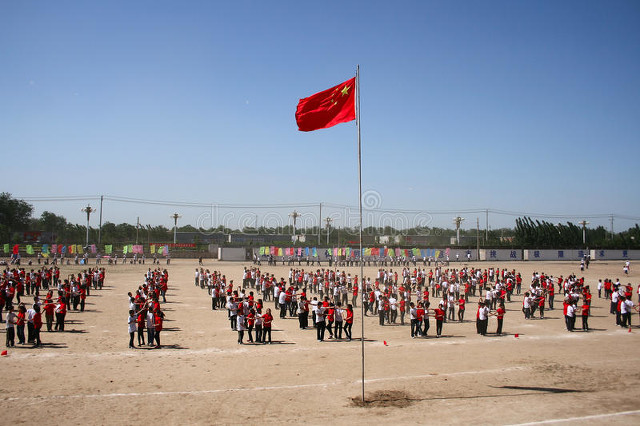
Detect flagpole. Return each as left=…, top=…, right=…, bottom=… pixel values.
left=356, top=65, right=365, bottom=404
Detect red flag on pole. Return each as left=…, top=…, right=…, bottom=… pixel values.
left=295, top=77, right=356, bottom=131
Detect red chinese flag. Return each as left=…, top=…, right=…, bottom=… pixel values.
left=296, top=77, right=356, bottom=132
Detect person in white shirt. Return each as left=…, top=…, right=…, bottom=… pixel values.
left=273, top=285, right=281, bottom=309
left=315, top=304, right=326, bottom=342
left=478, top=302, right=490, bottom=336
left=611, top=289, right=620, bottom=320
left=237, top=313, right=246, bottom=344
left=621, top=296, right=637, bottom=328
left=5, top=305, right=17, bottom=347
left=388, top=295, right=398, bottom=323
left=26, top=305, right=36, bottom=343
left=128, top=310, right=136, bottom=348
left=409, top=303, right=418, bottom=338
left=565, top=303, right=576, bottom=331
left=523, top=292, right=532, bottom=319
left=227, top=299, right=238, bottom=330
left=146, top=308, right=155, bottom=345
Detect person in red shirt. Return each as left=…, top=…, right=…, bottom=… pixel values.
left=137, top=310, right=146, bottom=346
left=16, top=305, right=26, bottom=344
left=262, top=308, right=273, bottom=344
left=153, top=309, right=164, bottom=348
left=351, top=284, right=358, bottom=308
left=433, top=304, right=445, bottom=337
left=326, top=304, right=335, bottom=338
left=416, top=302, right=426, bottom=336
left=456, top=296, right=466, bottom=322
left=344, top=304, right=354, bottom=341
left=55, top=297, right=67, bottom=331
left=581, top=302, right=590, bottom=331
left=495, top=303, right=506, bottom=335
left=247, top=308, right=255, bottom=343
left=42, top=299, right=56, bottom=332
left=33, top=305, right=42, bottom=347
left=79, top=287, right=86, bottom=312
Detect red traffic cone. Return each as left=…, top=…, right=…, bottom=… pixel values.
left=629, top=328, right=632, bottom=333
left=514, top=333, right=519, bottom=338
left=383, top=341, right=388, bottom=346
left=1, top=350, right=7, bottom=356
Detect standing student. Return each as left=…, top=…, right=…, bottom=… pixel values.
left=495, top=303, right=505, bottom=335
left=523, top=293, right=531, bottom=320
left=326, top=303, right=335, bottom=339
left=227, top=298, right=238, bottom=331
left=422, top=301, right=431, bottom=336
left=433, top=304, right=445, bottom=337
left=128, top=310, right=136, bottom=348
left=246, top=308, right=255, bottom=343
left=32, top=305, right=42, bottom=347
left=344, top=304, right=353, bottom=341
left=55, top=297, right=66, bottom=331
left=5, top=305, right=16, bottom=347
left=298, top=297, right=308, bottom=330
left=146, top=306, right=155, bottom=346
left=26, top=304, right=36, bottom=343
left=315, top=304, right=326, bottom=342
left=457, top=296, right=466, bottom=322
left=254, top=309, right=263, bottom=343
left=378, top=297, right=386, bottom=326
left=478, top=301, right=489, bottom=336
left=566, top=302, right=576, bottom=331
left=262, top=308, right=273, bottom=344
left=79, top=287, right=86, bottom=312
left=237, top=311, right=246, bottom=344
left=136, top=309, right=146, bottom=346
left=153, top=309, right=164, bottom=348
left=409, top=303, right=418, bottom=338
left=334, top=303, right=343, bottom=339
left=16, top=304, right=26, bottom=344
left=581, top=302, right=590, bottom=331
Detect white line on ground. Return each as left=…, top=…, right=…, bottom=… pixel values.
left=506, top=409, right=640, bottom=425
left=3, top=366, right=528, bottom=402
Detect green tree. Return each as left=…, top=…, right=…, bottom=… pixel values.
left=0, top=193, right=34, bottom=241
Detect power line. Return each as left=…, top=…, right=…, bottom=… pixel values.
left=16, top=194, right=640, bottom=222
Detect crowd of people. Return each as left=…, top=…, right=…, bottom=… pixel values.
left=2, top=266, right=106, bottom=348
left=199, top=263, right=639, bottom=343
left=127, top=268, right=168, bottom=348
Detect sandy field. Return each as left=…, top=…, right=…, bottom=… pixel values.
left=1, top=258, right=639, bottom=425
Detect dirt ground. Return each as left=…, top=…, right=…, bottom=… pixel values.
left=1, top=259, right=639, bottom=425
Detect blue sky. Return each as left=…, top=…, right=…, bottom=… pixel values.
left=2, top=1, right=639, bottom=233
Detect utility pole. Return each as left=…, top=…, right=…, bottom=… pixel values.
left=325, top=217, right=332, bottom=245
left=289, top=210, right=300, bottom=242
left=476, top=217, right=480, bottom=260
left=136, top=217, right=140, bottom=244
left=98, top=195, right=104, bottom=246
left=579, top=220, right=589, bottom=247
left=485, top=209, right=489, bottom=242
left=453, top=216, right=465, bottom=245
left=318, top=203, right=322, bottom=245
left=81, top=204, right=95, bottom=249
left=610, top=215, right=614, bottom=240
left=171, top=213, right=181, bottom=244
